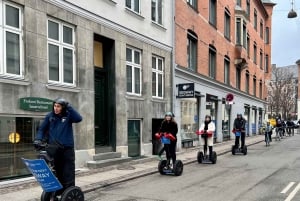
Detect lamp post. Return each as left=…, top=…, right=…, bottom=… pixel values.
left=288, top=0, right=298, bottom=18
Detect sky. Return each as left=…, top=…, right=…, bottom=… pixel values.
left=271, top=0, right=300, bottom=67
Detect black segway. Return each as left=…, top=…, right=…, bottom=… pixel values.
left=231, top=130, right=247, bottom=155
left=196, top=130, right=217, bottom=164
left=156, top=133, right=183, bottom=176
left=35, top=142, right=85, bottom=201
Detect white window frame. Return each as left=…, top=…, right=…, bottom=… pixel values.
left=47, top=18, right=76, bottom=86
left=126, top=0, right=141, bottom=14
left=152, top=55, right=164, bottom=99
left=0, top=1, right=23, bottom=78
left=126, top=47, right=142, bottom=96
left=151, top=0, right=163, bottom=25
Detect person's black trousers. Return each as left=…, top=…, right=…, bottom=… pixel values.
left=235, top=132, right=246, bottom=149
left=165, top=141, right=177, bottom=164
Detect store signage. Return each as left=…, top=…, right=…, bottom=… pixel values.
left=206, top=94, right=218, bottom=102
left=177, top=83, right=194, bottom=98
left=19, top=97, right=53, bottom=112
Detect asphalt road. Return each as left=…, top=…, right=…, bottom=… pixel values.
left=85, top=134, right=300, bottom=201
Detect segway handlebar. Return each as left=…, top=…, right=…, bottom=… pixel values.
left=155, top=132, right=176, bottom=141
left=195, top=130, right=213, bottom=136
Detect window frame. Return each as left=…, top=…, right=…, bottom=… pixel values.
left=259, top=49, right=263, bottom=70
left=253, top=42, right=257, bottom=64
left=254, top=9, right=257, bottom=30
left=151, top=0, right=163, bottom=25
left=209, top=45, right=216, bottom=79
left=224, top=8, right=231, bottom=40
left=47, top=18, right=76, bottom=86
left=209, top=0, right=217, bottom=27
left=187, top=30, right=198, bottom=71
left=260, top=19, right=264, bottom=38
left=245, top=70, right=250, bottom=93
left=126, top=46, right=142, bottom=96
left=265, top=27, right=269, bottom=44
left=152, top=55, right=164, bottom=99
left=224, top=56, right=230, bottom=85
left=126, top=0, right=141, bottom=14
left=187, top=0, right=198, bottom=10
left=253, top=76, right=257, bottom=96
left=0, top=1, right=24, bottom=78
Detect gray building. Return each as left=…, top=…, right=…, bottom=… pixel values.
left=0, top=0, right=173, bottom=179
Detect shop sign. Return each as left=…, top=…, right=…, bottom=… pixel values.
left=206, top=94, right=218, bottom=102
left=177, top=83, right=194, bottom=98
left=19, top=97, right=53, bottom=112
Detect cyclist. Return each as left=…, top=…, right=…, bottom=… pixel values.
left=233, top=113, right=246, bottom=149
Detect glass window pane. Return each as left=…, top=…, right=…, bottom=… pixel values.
left=5, top=5, right=19, bottom=28
left=134, top=51, right=140, bottom=64
left=63, top=26, right=73, bottom=44
left=152, top=72, right=156, bottom=96
left=134, top=67, right=140, bottom=94
left=6, top=32, right=20, bottom=75
left=158, top=59, right=163, bottom=71
left=134, top=0, right=140, bottom=13
left=48, top=44, right=59, bottom=81
left=151, top=0, right=156, bottom=21
left=48, top=21, right=59, bottom=40
left=126, top=0, right=131, bottom=8
left=158, top=0, right=162, bottom=24
left=158, top=74, right=162, bottom=97
left=152, top=57, right=156, bottom=69
left=63, top=48, right=73, bottom=83
left=126, top=48, right=132, bottom=62
left=126, top=65, right=132, bottom=92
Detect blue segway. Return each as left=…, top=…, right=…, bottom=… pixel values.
left=232, top=131, right=247, bottom=155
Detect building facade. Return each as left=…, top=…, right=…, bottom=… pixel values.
left=0, top=0, right=173, bottom=179
left=174, top=0, right=275, bottom=147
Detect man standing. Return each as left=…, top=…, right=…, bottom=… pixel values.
left=233, top=113, right=246, bottom=149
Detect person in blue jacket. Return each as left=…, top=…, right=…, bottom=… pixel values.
left=34, top=97, right=82, bottom=195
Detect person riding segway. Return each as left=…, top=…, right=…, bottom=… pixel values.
left=232, top=113, right=247, bottom=155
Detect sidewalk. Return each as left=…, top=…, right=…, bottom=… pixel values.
left=0, top=135, right=264, bottom=201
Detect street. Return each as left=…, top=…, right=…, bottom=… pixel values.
left=85, top=134, right=300, bottom=201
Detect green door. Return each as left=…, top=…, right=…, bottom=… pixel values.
left=128, top=120, right=141, bottom=157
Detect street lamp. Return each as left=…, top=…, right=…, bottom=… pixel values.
left=288, top=0, right=298, bottom=18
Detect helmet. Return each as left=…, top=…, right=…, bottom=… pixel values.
left=165, top=112, right=173, bottom=117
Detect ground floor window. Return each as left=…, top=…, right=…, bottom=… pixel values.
left=0, top=116, right=43, bottom=180
left=244, top=105, right=250, bottom=135
left=206, top=94, right=218, bottom=141
left=180, top=98, right=198, bottom=141
left=222, top=102, right=231, bottom=141
left=251, top=108, right=257, bottom=135
left=128, top=119, right=141, bottom=157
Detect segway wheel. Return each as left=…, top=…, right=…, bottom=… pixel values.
left=197, top=151, right=204, bottom=163
left=174, top=160, right=183, bottom=176
left=41, top=191, right=52, bottom=201
left=60, top=186, right=84, bottom=201
left=231, top=145, right=236, bottom=155
left=211, top=151, right=217, bottom=164
left=158, top=160, right=167, bottom=175
left=243, top=146, right=247, bottom=155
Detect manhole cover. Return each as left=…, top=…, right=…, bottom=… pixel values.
left=116, top=165, right=136, bottom=170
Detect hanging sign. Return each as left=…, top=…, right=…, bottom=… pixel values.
left=177, top=83, right=195, bottom=98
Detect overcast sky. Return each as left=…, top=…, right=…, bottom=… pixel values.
left=271, top=0, right=300, bottom=67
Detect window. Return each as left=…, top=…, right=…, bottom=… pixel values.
left=236, top=0, right=241, bottom=6
left=236, top=17, right=247, bottom=47
left=242, top=21, right=247, bottom=48
left=126, top=47, right=142, bottom=95
left=0, top=2, right=23, bottom=77
left=259, top=80, right=262, bottom=98
left=259, top=49, right=263, bottom=69
left=246, top=0, right=250, bottom=17
left=253, top=42, right=257, bottom=64
left=260, top=20, right=263, bottom=38
left=245, top=71, right=249, bottom=93
left=187, top=0, right=197, bottom=10
left=47, top=19, right=75, bottom=85
left=247, top=33, right=250, bottom=56
left=265, top=54, right=269, bottom=73
left=236, top=68, right=241, bottom=89
left=209, top=0, right=217, bottom=27
left=209, top=45, right=216, bottom=79
left=152, top=55, right=164, bottom=98
left=265, top=27, right=270, bottom=44
left=126, top=0, right=140, bottom=13
left=187, top=30, right=197, bottom=71
left=224, top=8, right=231, bottom=39
left=224, top=56, right=230, bottom=85
left=236, top=18, right=241, bottom=45
left=253, top=76, right=257, bottom=96
left=254, top=9, right=257, bottom=30
left=151, top=0, right=162, bottom=25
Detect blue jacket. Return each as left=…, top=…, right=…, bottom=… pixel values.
left=36, top=105, right=82, bottom=147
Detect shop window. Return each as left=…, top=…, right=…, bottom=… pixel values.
left=128, top=119, right=141, bottom=157
left=0, top=1, right=23, bottom=78
left=126, top=47, right=142, bottom=95
left=180, top=98, right=198, bottom=141
left=0, top=117, right=43, bottom=180
left=152, top=55, right=164, bottom=98
left=47, top=18, right=75, bottom=85
left=151, top=0, right=163, bottom=25
left=126, top=0, right=140, bottom=14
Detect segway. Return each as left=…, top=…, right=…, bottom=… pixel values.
left=155, top=133, right=183, bottom=176
left=231, top=130, right=247, bottom=155
left=33, top=142, right=84, bottom=201
left=196, top=130, right=217, bottom=164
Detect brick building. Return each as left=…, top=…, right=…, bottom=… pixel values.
left=174, top=0, right=276, bottom=145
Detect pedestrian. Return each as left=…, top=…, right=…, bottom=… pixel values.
left=158, top=112, right=178, bottom=168
left=265, top=121, right=273, bottom=142
left=233, top=113, right=246, bottom=149
left=34, top=98, right=82, bottom=195
left=198, top=115, right=215, bottom=161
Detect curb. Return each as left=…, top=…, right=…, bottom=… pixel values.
left=82, top=137, right=264, bottom=193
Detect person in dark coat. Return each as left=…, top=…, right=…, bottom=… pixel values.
left=233, top=113, right=246, bottom=149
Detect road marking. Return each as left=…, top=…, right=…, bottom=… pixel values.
left=281, top=182, right=296, bottom=194
left=284, top=183, right=300, bottom=201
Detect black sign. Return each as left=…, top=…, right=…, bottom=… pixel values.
left=177, top=83, right=194, bottom=98
left=206, top=94, right=218, bottom=102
